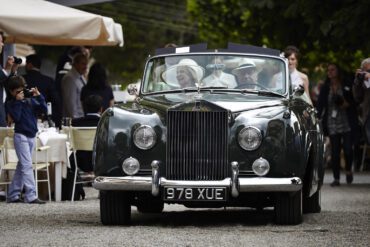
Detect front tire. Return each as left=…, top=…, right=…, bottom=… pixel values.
left=275, top=189, right=303, bottom=225
left=100, top=191, right=131, bottom=225
left=303, top=189, right=321, bottom=213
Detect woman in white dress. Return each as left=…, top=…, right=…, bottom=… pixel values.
left=284, top=46, right=310, bottom=97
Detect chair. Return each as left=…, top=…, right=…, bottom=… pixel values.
left=69, top=127, right=97, bottom=202
left=0, top=127, right=15, bottom=190
left=1, top=135, right=51, bottom=201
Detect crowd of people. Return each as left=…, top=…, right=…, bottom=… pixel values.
left=0, top=31, right=115, bottom=203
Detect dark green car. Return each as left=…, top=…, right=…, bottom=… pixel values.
left=93, top=43, right=324, bottom=225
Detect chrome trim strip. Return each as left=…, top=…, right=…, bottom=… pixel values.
left=231, top=161, right=239, bottom=197
left=151, top=160, right=160, bottom=196
left=93, top=176, right=302, bottom=193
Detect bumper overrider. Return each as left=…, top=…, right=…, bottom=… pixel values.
left=93, top=161, right=302, bottom=197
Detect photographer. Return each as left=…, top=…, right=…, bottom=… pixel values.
left=317, top=63, right=358, bottom=186
left=5, top=76, right=47, bottom=204
left=353, top=58, right=370, bottom=144
left=0, top=31, right=21, bottom=126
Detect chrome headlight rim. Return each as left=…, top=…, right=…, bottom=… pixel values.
left=238, top=126, right=262, bottom=151
left=133, top=125, right=157, bottom=150
left=252, top=157, right=270, bottom=176
left=122, top=157, right=140, bottom=175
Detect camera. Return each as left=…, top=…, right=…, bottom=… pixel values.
left=23, top=88, right=33, bottom=98
left=356, top=72, right=366, bottom=82
left=13, top=56, right=22, bottom=65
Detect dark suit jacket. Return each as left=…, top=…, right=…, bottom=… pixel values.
left=69, top=114, right=100, bottom=172
left=23, top=69, right=61, bottom=125
left=0, top=66, right=8, bottom=126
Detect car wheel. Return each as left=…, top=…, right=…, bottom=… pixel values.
left=137, top=201, right=164, bottom=213
left=100, top=191, right=131, bottom=225
left=275, top=189, right=303, bottom=225
left=303, top=189, right=321, bottom=213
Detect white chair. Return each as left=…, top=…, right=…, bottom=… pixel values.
left=1, top=136, right=51, bottom=201
left=69, top=127, right=97, bottom=202
left=0, top=127, right=15, bottom=190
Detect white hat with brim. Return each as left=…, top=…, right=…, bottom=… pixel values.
left=162, top=58, right=204, bottom=85
left=231, top=62, right=256, bottom=75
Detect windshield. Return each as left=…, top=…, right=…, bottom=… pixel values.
left=142, top=54, right=287, bottom=94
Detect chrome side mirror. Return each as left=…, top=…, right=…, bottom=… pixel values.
left=127, top=83, right=138, bottom=96
left=293, top=85, right=305, bottom=96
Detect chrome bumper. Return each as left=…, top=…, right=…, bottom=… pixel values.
left=93, top=161, right=302, bottom=197
left=93, top=176, right=302, bottom=192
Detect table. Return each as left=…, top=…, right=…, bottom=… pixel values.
left=38, top=130, right=69, bottom=202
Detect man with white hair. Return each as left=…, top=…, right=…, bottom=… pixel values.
left=231, top=60, right=257, bottom=89
left=353, top=58, right=370, bottom=142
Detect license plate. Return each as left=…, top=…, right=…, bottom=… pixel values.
left=164, top=187, right=227, bottom=201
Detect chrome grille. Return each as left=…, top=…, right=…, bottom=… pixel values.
left=166, top=111, right=229, bottom=180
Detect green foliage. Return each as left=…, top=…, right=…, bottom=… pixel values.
left=187, top=0, right=370, bottom=77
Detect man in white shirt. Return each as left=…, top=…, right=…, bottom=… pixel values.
left=202, top=57, right=237, bottom=88
left=61, top=53, right=88, bottom=119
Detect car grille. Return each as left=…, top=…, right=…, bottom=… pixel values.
left=166, top=111, right=229, bottom=180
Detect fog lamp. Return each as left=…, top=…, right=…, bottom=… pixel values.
left=252, top=157, right=270, bottom=176
left=122, top=157, right=140, bottom=175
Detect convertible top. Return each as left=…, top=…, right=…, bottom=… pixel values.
left=155, top=43, right=281, bottom=57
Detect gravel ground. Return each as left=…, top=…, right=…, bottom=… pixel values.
left=0, top=171, right=369, bottom=247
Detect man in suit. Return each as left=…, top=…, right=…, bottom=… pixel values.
left=0, top=32, right=20, bottom=126
left=23, top=54, right=61, bottom=124
left=69, top=94, right=102, bottom=172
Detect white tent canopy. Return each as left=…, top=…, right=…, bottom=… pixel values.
left=0, top=0, right=123, bottom=46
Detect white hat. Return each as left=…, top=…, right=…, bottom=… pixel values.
left=231, top=58, right=256, bottom=75
left=162, top=58, right=204, bottom=84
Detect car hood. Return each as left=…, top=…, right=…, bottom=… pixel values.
left=138, top=92, right=286, bottom=113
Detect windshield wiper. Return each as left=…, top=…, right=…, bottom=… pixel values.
left=234, top=88, right=284, bottom=97
left=256, top=90, right=285, bottom=97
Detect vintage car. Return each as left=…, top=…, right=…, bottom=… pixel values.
left=93, top=43, right=324, bottom=225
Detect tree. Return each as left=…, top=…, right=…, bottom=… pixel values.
left=187, top=0, right=370, bottom=73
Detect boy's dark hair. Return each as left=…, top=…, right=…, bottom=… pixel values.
left=6, top=76, right=26, bottom=91
left=83, top=95, right=103, bottom=114
left=26, top=54, right=42, bottom=69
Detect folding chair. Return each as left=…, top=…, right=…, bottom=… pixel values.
left=0, top=127, right=15, bottom=190
left=69, top=127, right=97, bottom=202
left=2, top=136, right=51, bottom=201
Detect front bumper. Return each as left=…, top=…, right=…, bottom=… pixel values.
left=93, top=160, right=302, bottom=197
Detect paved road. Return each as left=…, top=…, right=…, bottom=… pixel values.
left=0, top=171, right=369, bottom=247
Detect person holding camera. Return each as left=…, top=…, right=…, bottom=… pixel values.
left=0, top=32, right=21, bottom=126
left=317, top=63, right=358, bottom=186
left=353, top=58, right=370, bottom=144
left=5, top=76, right=47, bottom=204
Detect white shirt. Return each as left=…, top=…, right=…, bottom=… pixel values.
left=202, top=71, right=237, bottom=88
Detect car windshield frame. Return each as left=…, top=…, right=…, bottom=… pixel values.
left=141, top=52, right=289, bottom=97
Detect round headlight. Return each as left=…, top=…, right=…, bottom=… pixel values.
left=238, top=126, right=262, bottom=151
left=122, top=157, right=140, bottom=175
left=133, top=125, right=157, bottom=150
left=252, top=157, right=270, bottom=176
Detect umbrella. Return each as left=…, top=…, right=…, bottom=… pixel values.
left=0, top=0, right=123, bottom=46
